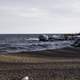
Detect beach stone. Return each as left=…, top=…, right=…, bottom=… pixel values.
left=72, top=38, right=80, bottom=47
left=21, top=76, right=29, bottom=80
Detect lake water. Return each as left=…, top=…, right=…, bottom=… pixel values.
left=0, top=34, right=73, bottom=53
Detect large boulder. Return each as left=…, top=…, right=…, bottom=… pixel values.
left=39, top=34, right=48, bottom=41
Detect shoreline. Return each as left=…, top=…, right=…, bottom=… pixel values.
left=7, top=47, right=80, bottom=57
left=0, top=47, right=80, bottom=80
left=0, top=47, right=80, bottom=63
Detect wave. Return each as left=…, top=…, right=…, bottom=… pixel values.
left=0, top=41, right=73, bottom=53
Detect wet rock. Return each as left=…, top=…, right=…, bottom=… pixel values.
left=39, top=35, right=48, bottom=41
left=72, top=38, right=80, bottom=47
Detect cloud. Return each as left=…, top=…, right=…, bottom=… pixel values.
left=0, top=0, right=80, bottom=33
left=16, top=8, right=49, bottom=18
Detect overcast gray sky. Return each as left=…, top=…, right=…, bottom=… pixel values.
left=0, top=0, right=80, bottom=34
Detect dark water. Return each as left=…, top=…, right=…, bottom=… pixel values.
left=0, top=34, right=72, bottom=53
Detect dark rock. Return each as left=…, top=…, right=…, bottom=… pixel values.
left=39, top=35, right=48, bottom=41
left=72, top=38, right=80, bottom=47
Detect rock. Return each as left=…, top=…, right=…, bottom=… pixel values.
left=21, top=76, right=29, bottom=80
left=39, top=34, right=48, bottom=41
left=72, top=38, right=80, bottom=47
left=48, top=37, right=55, bottom=41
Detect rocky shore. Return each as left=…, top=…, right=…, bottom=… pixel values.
left=0, top=47, right=80, bottom=80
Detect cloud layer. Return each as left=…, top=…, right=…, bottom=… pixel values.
left=0, top=0, right=80, bottom=33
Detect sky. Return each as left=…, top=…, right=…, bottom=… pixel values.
left=0, top=0, right=80, bottom=34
